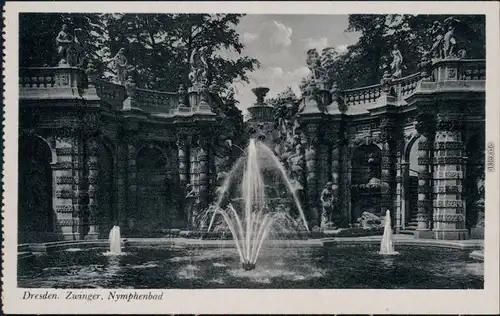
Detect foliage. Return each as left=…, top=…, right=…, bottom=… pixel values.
left=19, top=13, right=260, bottom=95
left=299, top=14, right=486, bottom=91
left=266, top=86, right=299, bottom=109
left=19, top=13, right=107, bottom=69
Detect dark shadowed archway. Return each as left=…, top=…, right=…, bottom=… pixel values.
left=97, top=142, right=115, bottom=237
left=403, top=136, right=420, bottom=227
left=350, top=144, right=382, bottom=222
left=18, top=135, right=54, bottom=243
left=135, top=146, right=173, bottom=235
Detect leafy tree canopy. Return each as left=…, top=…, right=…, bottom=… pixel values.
left=20, top=13, right=260, bottom=95
left=298, top=14, right=485, bottom=92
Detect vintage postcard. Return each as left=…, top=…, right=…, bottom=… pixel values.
left=2, top=1, right=500, bottom=314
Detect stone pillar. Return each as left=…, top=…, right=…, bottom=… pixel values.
left=188, top=134, right=200, bottom=227
left=126, top=143, right=137, bottom=232
left=330, top=143, right=341, bottom=222
left=54, top=137, right=78, bottom=240
left=415, top=113, right=434, bottom=238
left=395, top=153, right=403, bottom=232
left=85, top=139, right=99, bottom=239
left=176, top=134, right=189, bottom=189
left=72, top=136, right=87, bottom=240
left=324, top=125, right=343, bottom=224
left=379, top=118, right=397, bottom=223
left=304, top=123, right=319, bottom=226
left=399, top=161, right=410, bottom=230
left=197, top=135, right=210, bottom=209
left=380, top=142, right=394, bottom=213
left=432, top=113, right=468, bottom=240
left=115, top=142, right=127, bottom=230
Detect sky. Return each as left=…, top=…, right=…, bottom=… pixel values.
left=222, top=15, right=360, bottom=116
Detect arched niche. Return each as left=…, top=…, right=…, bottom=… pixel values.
left=134, top=146, right=174, bottom=235
left=96, top=141, right=115, bottom=237
left=18, top=134, right=55, bottom=243
left=403, top=135, right=420, bottom=225
left=350, top=144, right=382, bottom=222
left=351, top=144, right=382, bottom=185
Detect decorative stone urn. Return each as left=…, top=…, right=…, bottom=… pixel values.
left=251, top=87, right=270, bottom=105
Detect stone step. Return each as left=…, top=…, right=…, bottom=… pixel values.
left=399, top=230, right=415, bottom=235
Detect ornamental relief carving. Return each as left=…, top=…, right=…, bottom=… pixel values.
left=433, top=214, right=464, bottom=222
left=433, top=185, right=463, bottom=193
left=55, top=205, right=74, bottom=213
left=57, top=219, right=77, bottom=227
left=434, top=171, right=464, bottom=180
left=56, top=176, right=75, bottom=185
left=434, top=142, right=463, bottom=150
left=433, top=200, right=463, bottom=208
left=417, top=200, right=432, bottom=209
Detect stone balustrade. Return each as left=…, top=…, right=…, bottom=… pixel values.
left=336, top=59, right=485, bottom=108
left=19, top=67, right=218, bottom=117
left=134, top=88, right=178, bottom=114
left=19, top=67, right=88, bottom=89
left=343, top=84, right=382, bottom=106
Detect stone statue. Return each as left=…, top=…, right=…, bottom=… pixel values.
left=288, top=144, right=304, bottom=180
left=356, top=211, right=383, bottom=229
left=390, top=44, right=403, bottom=79
left=56, top=24, right=74, bottom=66
left=112, top=48, right=128, bottom=85
left=306, top=49, right=322, bottom=81
left=443, top=26, right=457, bottom=58
left=66, top=28, right=86, bottom=67
left=429, top=21, right=445, bottom=59
left=188, top=46, right=209, bottom=88
left=320, top=182, right=334, bottom=227
left=185, top=183, right=197, bottom=229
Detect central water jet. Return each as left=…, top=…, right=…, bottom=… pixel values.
left=206, top=139, right=309, bottom=270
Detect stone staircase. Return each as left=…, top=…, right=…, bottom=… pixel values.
left=399, top=218, right=418, bottom=235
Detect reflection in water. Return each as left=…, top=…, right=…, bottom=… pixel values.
left=18, top=246, right=484, bottom=289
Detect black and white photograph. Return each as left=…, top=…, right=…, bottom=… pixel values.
left=3, top=1, right=500, bottom=315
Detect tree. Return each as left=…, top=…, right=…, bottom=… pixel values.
left=297, top=14, right=486, bottom=92
left=19, top=13, right=107, bottom=69
left=99, top=13, right=260, bottom=93
left=20, top=13, right=260, bottom=95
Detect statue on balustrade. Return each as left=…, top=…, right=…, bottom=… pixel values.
left=306, top=49, right=323, bottom=81
left=112, top=48, right=128, bottom=85
left=320, top=182, right=334, bottom=227
left=189, top=46, right=210, bottom=88
left=56, top=25, right=87, bottom=67
left=443, top=26, right=457, bottom=58
left=428, top=17, right=461, bottom=60
left=56, top=24, right=74, bottom=66
left=390, top=44, right=404, bottom=79
left=429, top=21, right=445, bottom=60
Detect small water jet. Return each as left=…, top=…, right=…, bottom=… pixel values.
left=379, top=210, right=399, bottom=255
left=207, top=139, right=309, bottom=270
left=109, top=225, right=122, bottom=254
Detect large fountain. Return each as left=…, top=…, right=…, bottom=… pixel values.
left=207, top=139, right=309, bottom=270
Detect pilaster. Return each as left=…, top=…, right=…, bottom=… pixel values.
left=304, top=123, right=319, bottom=223
left=197, top=134, right=211, bottom=209
left=53, top=132, right=85, bottom=241
left=432, top=110, right=468, bottom=240
left=176, top=132, right=190, bottom=189
left=415, top=111, right=435, bottom=238
left=85, top=139, right=100, bottom=239
left=126, top=142, right=137, bottom=231
left=379, top=117, right=398, bottom=222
